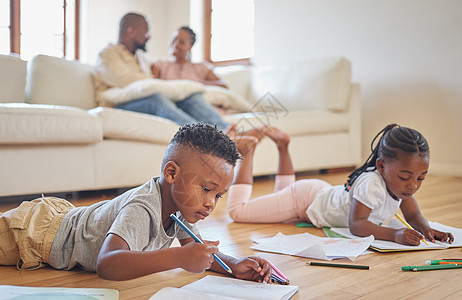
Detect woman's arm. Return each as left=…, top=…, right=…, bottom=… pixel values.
left=203, top=69, right=228, bottom=88
left=151, top=63, right=161, bottom=78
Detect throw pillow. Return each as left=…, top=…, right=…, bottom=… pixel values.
left=202, top=86, right=253, bottom=113
left=100, top=78, right=206, bottom=105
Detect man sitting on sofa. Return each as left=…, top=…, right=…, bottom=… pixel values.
left=93, top=12, right=231, bottom=132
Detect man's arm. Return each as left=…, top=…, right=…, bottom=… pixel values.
left=95, top=46, right=152, bottom=88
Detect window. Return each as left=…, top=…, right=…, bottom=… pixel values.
left=204, top=0, right=254, bottom=66
left=0, top=0, right=10, bottom=54
left=1, top=0, right=79, bottom=60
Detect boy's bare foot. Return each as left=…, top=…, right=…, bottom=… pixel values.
left=234, top=136, right=259, bottom=158
left=261, top=126, right=290, bottom=148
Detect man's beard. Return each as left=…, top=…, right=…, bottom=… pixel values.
left=135, top=42, right=147, bottom=52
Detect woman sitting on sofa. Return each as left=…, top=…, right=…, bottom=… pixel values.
left=152, top=26, right=227, bottom=89
left=151, top=26, right=231, bottom=116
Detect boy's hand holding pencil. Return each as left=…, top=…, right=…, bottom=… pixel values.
left=230, top=256, right=272, bottom=283
left=170, top=213, right=271, bottom=283
left=180, top=240, right=220, bottom=273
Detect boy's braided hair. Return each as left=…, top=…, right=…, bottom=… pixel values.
left=344, top=123, right=429, bottom=191
left=170, top=123, right=241, bottom=166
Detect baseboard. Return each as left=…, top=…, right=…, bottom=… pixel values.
left=430, top=163, right=462, bottom=177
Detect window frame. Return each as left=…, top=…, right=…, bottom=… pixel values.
left=8, top=0, right=80, bottom=60
left=203, top=0, right=252, bottom=66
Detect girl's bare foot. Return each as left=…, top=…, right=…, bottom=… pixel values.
left=261, top=126, right=290, bottom=148
left=225, top=123, right=237, bottom=139
left=234, top=127, right=265, bottom=142
left=234, top=136, right=259, bottom=158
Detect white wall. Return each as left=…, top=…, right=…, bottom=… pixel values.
left=253, top=0, right=462, bottom=176
left=80, top=0, right=462, bottom=176
left=80, top=0, right=190, bottom=64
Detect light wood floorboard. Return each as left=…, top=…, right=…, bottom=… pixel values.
left=1, top=171, right=461, bottom=299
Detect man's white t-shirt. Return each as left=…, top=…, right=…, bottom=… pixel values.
left=306, top=170, right=402, bottom=228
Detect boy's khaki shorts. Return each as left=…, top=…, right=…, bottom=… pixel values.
left=0, top=196, right=74, bottom=270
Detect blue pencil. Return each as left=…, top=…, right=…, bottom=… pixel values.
left=170, top=213, right=232, bottom=274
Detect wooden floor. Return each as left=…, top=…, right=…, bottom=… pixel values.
left=1, top=171, right=461, bottom=299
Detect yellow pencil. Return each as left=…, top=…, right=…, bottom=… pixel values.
left=395, top=213, right=428, bottom=245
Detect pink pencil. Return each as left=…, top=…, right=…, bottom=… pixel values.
left=268, top=260, right=288, bottom=281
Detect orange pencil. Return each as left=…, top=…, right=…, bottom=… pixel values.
left=438, top=261, right=462, bottom=265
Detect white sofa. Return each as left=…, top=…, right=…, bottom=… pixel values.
left=0, top=54, right=361, bottom=198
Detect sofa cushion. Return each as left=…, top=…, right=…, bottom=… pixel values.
left=26, top=55, right=96, bottom=109
left=202, top=86, right=252, bottom=113
left=88, top=107, right=179, bottom=144
left=0, top=54, right=27, bottom=103
left=224, top=110, right=350, bottom=136
left=0, top=103, right=103, bottom=144
left=99, top=78, right=205, bottom=105
left=249, top=57, right=351, bottom=111
left=214, top=65, right=252, bottom=100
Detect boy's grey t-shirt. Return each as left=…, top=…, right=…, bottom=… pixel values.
left=48, top=177, right=199, bottom=271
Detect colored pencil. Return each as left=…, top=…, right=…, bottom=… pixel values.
left=402, top=264, right=462, bottom=271
left=306, top=262, right=369, bottom=270
left=426, top=259, right=462, bottom=265
left=295, top=222, right=315, bottom=228
left=267, top=260, right=288, bottom=281
left=270, top=274, right=289, bottom=285
left=170, top=213, right=232, bottom=274
left=270, top=272, right=285, bottom=282
left=394, top=213, right=428, bottom=245
left=441, top=259, right=462, bottom=261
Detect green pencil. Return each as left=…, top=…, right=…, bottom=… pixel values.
left=296, top=222, right=315, bottom=228
left=426, top=259, right=462, bottom=265
left=307, top=262, right=369, bottom=270
left=402, top=264, right=462, bottom=271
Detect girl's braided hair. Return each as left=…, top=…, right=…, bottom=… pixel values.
left=344, top=123, right=429, bottom=191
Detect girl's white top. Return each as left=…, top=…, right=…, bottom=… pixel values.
left=306, top=170, right=401, bottom=228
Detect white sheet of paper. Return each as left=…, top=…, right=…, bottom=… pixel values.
left=0, top=285, right=118, bottom=300
left=251, top=232, right=373, bottom=261
left=150, top=286, right=241, bottom=300
left=330, top=221, right=462, bottom=251
left=183, top=275, right=298, bottom=300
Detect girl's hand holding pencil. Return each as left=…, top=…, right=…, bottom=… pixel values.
left=394, top=213, right=454, bottom=245
left=393, top=227, right=427, bottom=246
left=394, top=213, right=427, bottom=246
